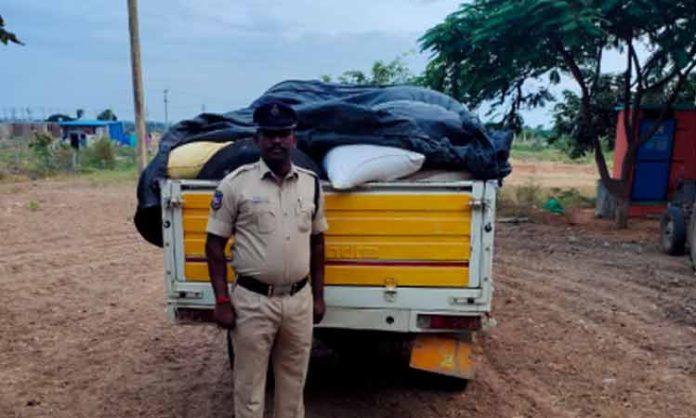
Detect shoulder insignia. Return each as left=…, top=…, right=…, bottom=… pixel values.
left=211, top=190, right=224, bottom=210
left=221, top=162, right=257, bottom=183
left=294, top=166, right=318, bottom=178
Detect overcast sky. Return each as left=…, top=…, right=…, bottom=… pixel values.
left=2, top=0, right=607, bottom=127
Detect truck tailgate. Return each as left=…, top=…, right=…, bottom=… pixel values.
left=174, top=182, right=480, bottom=290
left=323, top=191, right=472, bottom=287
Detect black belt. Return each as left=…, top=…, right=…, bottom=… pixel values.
left=236, top=275, right=308, bottom=297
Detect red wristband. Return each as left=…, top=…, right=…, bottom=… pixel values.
left=216, top=294, right=231, bottom=305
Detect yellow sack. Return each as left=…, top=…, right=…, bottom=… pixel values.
left=167, top=141, right=232, bottom=179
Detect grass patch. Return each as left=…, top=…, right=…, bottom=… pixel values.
left=53, top=166, right=139, bottom=185
left=0, top=135, right=142, bottom=185
left=511, top=140, right=614, bottom=167
left=498, top=180, right=596, bottom=219
left=27, top=200, right=40, bottom=211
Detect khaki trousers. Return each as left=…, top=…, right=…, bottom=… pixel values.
left=231, top=283, right=313, bottom=418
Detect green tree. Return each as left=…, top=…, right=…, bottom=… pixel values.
left=550, top=75, right=623, bottom=156
left=46, top=114, right=75, bottom=123
left=421, top=0, right=696, bottom=227
left=97, top=108, right=117, bottom=121
left=0, top=14, right=22, bottom=45
left=76, top=109, right=85, bottom=119
left=331, top=56, right=417, bottom=86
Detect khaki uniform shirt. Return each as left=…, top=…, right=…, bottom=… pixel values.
left=206, top=158, right=329, bottom=285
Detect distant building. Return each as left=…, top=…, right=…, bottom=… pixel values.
left=58, top=120, right=130, bottom=147
left=0, top=122, right=61, bottom=139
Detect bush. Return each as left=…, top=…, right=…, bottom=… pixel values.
left=0, top=133, right=139, bottom=182
left=497, top=181, right=546, bottom=217
left=497, top=182, right=596, bottom=219
left=554, top=187, right=595, bottom=209
left=81, top=136, right=116, bottom=170
left=26, top=133, right=74, bottom=177
left=27, top=133, right=56, bottom=176
left=53, top=144, right=75, bottom=171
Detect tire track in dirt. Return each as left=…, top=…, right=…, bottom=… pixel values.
left=490, top=222, right=696, bottom=418
left=3, top=180, right=696, bottom=418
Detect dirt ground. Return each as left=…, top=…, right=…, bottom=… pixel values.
left=506, top=160, right=599, bottom=190
left=2, top=178, right=696, bottom=418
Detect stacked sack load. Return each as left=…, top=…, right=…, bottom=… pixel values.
left=136, top=80, right=512, bottom=246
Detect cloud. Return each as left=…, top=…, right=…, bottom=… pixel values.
left=3, top=0, right=567, bottom=127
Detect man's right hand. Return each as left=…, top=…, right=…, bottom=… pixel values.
left=214, top=302, right=236, bottom=329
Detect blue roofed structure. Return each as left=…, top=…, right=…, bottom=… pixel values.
left=58, top=120, right=130, bottom=147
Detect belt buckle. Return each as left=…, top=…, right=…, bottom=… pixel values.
left=267, top=284, right=274, bottom=297
left=274, top=283, right=293, bottom=297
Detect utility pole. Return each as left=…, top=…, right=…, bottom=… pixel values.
left=201, top=104, right=206, bottom=113
left=127, top=0, right=148, bottom=173
left=163, top=89, right=169, bottom=128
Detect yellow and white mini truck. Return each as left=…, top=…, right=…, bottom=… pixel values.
left=160, top=176, right=497, bottom=380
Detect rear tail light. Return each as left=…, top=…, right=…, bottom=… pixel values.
left=417, top=314, right=482, bottom=330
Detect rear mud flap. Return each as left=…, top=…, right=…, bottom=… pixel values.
left=409, top=334, right=474, bottom=379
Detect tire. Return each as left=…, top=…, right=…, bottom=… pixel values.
left=689, top=206, right=696, bottom=269
left=226, top=329, right=235, bottom=370
left=660, top=206, right=687, bottom=256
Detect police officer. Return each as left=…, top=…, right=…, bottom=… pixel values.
left=205, top=101, right=327, bottom=418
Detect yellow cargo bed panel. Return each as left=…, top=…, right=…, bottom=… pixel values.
left=327, top=217, right=469, bottom=236
left=325, top=236, right=470, bottom=260
left=180, top=190, right=473, bottom=287
left=185, top=262, right=234, bottom=282
left=183, top=236, right=233, bottom=258
left=182, top=192, right=473, bottom=211
left=182, top=215, right=209, bottom=234
left=325, top=193, right=471, bottom=211
left=182, top=193, right=215, bottom=208
left=325, top=263, right=468, bottom=287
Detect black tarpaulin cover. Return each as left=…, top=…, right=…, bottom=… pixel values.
left=135, top=80, right=513, bottom=246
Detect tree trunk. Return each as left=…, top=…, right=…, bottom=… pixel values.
left=613, top=139, right=640, bottom=229
left=614, top=194, right=630, bottom=228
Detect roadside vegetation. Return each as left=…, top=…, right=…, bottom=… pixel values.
left=0, top=133, right=139, bottom=183
left=0, top=129, right=601, bottom=217
left=497, top=181, right=596, bottom=221
left=503, top=127, right=605, bottom=219
left=510, top=132, right=613, bottom=165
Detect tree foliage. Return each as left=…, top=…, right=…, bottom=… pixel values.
left=323, top=56, right=417, bottom=86
left=421, top=0, right=696, bottom=225
left=551, top=75, right=623, bottom=156
left=421, top=0, right=696, bottom=135
left=46, top=114, right=75, bottom=123
left=552, top=73, right=696, bottom=158
left=97, top=109, right=118, bottom=121
left=0, top=14, right=22, bottom=46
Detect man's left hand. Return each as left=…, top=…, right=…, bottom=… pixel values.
left=313, top=297, right=326, bottom=324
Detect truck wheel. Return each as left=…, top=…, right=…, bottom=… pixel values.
left=227, top=329, right=235, bottom=370
left=689, top=207, right=696, bottom=269
left=660, top=207, right=686, bottom=255
left=408, top=369, right=469, bottom=391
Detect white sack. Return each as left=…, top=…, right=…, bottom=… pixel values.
left=323, top=144, right=425, bottom=189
